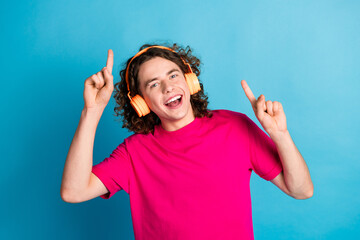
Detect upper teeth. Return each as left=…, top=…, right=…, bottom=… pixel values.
left=166, top=95, right=181, bottom=104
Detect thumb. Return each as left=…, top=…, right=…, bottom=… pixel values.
left=103, top=67, right=114, bottom=91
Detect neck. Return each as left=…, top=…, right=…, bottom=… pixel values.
left=161, top=113, right=195, bottom=132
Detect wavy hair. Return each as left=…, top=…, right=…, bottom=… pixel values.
left=113, top=43, right=212, bottom=134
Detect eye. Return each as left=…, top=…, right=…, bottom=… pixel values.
left=150, top=82, right=159, bottom=88
left=170, top=74, right=178, bottom=79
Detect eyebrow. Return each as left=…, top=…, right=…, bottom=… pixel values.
left=144, top=68, right=180, bottom=87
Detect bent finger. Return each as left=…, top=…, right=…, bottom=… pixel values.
left=96, top=71, right=105, bottom=88
left=273, top=101, right=279, bottom=113
left=85, top=74, right=97, bottom=86
left=266, top=100, right=273, bottom=116
left=256, top=95, right=266, bottom=119
left=90, top=74, right=102, bottom=89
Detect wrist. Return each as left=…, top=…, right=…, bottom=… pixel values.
left=81, top=107, right=104, bottom=124
left=82, top=106, right=104, bottom=116
left=269, top=129, right=291, bottom=144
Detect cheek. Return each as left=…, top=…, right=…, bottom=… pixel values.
left=143, top=94, right=152, bottom=107
left=143, top=92, right=159, bottom=109
left=178, top=77, right=189, bottom=91
left=182, top=81, right=191, bottom=96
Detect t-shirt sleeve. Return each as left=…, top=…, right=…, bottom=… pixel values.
left=92, top=142, right=131, bottom=198
left=244, top=115, right=283, bottom=181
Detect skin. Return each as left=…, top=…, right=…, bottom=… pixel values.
left=241, top=80, right=314, bottom=199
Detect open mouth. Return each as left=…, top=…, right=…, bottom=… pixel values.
left=165, top=95, right=182, bottom=108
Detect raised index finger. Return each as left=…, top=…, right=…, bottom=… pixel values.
left=241, top=80, right=256, bottom=106
left=106, top=49, right=114, bottom=74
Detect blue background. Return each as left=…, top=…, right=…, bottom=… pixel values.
left=1, top=0, right=359, bottom=239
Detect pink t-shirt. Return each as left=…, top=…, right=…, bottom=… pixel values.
left=92, top=110, right=282, bottom=240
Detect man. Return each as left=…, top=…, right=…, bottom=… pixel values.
left=61, top=44, right=313, bottom=240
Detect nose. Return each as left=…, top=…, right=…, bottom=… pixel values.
left=162, top=80, right=174, bottom=93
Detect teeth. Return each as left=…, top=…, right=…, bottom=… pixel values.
left=165, top=95, right=181, bottom=104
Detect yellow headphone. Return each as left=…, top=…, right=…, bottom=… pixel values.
left=125, top=46, right=201, bottom=117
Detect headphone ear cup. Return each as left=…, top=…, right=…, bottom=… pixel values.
left=130, top=95, right=151, bottom=117
left=185, top=73, right=201, bottom=95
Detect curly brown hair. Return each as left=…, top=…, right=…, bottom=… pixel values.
left=113, top=43, right=212, bottom=134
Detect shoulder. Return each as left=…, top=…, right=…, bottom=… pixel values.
left=123, top=131, right=154, bottom=147
left=125, top=131, right=152, bottom=141
left=202, top=109, right=255, bottom=135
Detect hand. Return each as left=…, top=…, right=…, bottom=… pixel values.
left=241, top=80, right=287, bottom=138
left=83, top=49, right=114, bottom=110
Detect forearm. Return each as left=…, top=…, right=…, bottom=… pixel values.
left=270, top=130, right=313, bottom=199
left=61, top=107, right=103, bottom=199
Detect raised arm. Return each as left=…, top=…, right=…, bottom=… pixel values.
left=60, top=50, right=114, bottom=203
left=241, top=80, right=313, bottom=199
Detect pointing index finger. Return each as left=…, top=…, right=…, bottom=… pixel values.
left=106, top=49, right=114, bottom=74
left=241, top=80, right=256, bottom=106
